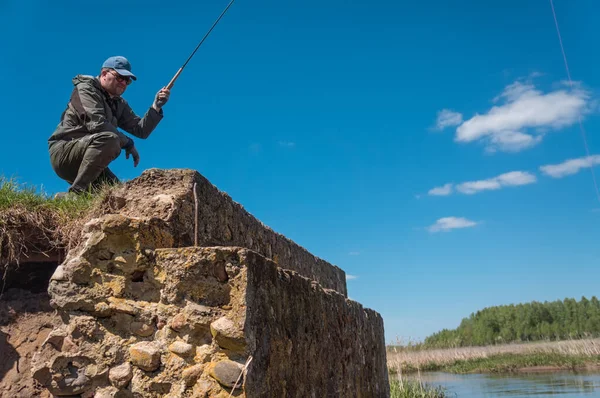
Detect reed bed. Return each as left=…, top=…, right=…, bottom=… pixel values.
left=388, top=338, right=600, bottom=374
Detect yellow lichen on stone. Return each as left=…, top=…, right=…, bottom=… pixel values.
left=108, top=297, right=137, bottom=315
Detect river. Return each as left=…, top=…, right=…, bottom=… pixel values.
left=409, top=371, right=600, bottom=397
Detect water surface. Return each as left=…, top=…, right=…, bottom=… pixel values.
left=408, top=371, right=600, bottom=397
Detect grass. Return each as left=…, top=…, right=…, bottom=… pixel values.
left=390, top=372, right=452, bottom=398
left=387, top=338, right=600, bottom=374
left=0, top=176, right=97, bottom=218
left=0, top=176, right=112, bottom=286
left=442, top=352, right=593, bottom=373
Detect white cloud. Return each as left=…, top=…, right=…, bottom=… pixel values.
left=428, top=217, right=478, bottom=233
left=454, top=80, right=590, bottom=152
left=456, top=179, right=501, bottom=194
left=278, top=141, right=296, bottom=148
left=346, top=274, right=358, bottom=280
left=496, top=171, right=538, bottom=186
left=435, top=109, right=463, bottom=130
left=428, top=183, right=453, bottom=196
left=540, top=155, right=600, bottom=178
left=348, top=251, right=360, bottom=256
left=430, top=171, right=536, bottom=196
left=487, top=131, right=543, bottom=153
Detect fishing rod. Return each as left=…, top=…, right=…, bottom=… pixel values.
left=166, top=0, right=237, bottom=90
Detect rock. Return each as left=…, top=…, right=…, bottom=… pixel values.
left=43, top=328, right=67, bottom=349
left=71, top=260, right=92, bottom=285
left=213, top=262, right=228, bottom=283
left=93, top=302, right=112, bottom=317
left=182, top=364, right=204, bottom=386
left=93, top=386, right=119, bottom=398
left=194, top=344, right=213, bottom=363
left=210, top=317, right=246, bottom=352
left=108, top=298, right=137, bottom=315
left=168, top=341, right=193, bottom=356
left=170, top=313, right=186, bottom=331
left=131, top=322, right=154, bottom=337
left=192, top=378, right=216, bottom=398
left=50, top=359, right=93, bottom=395
left=61, top=336, right=79, bottom=353
left=150, top=381, right=172, bottom=394
left=109, top=362, right=133, bottom=388
left=184, top=302, right=213, bottom=328
left=32, top=365, right=52, bottom=387
left=129, top=342, right=161, bottom=372
left=207, top=360, right=244, bottom=388
left=50, top=265, right=69, bottom=281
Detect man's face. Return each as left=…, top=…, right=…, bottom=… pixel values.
left=100, top=69, right=132, bottom=97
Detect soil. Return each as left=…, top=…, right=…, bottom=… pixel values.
left=0, top=286, right=61, bottom=397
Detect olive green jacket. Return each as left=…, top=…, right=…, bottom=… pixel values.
left=49, top=75, right=163, bottom=148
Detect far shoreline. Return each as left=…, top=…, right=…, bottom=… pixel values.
left=387, top=338, right=600, bottom=375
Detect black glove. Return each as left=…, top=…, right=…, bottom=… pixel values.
left=126, top=145, right=140, bottom=167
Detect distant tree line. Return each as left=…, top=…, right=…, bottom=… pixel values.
left=423, top=296, right=600, bottom=348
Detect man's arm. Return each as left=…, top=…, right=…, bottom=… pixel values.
left=117, top=100, right=164, bottom=140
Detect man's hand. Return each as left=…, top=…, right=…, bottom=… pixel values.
left=152, top=87, right=171, bottom=111
left=125, top=146, right=140, bottom=167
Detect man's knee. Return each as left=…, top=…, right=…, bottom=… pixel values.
left=89, top=132, right=122, bottom=158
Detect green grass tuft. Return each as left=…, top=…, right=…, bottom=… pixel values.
left=0, top=176, right=102, bottom=220
left=390, top=379, right=451, bottom=398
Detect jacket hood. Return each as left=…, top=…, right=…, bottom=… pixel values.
left=72, top=74, right=104, bottom=90
left=72, top=74, right=119, bottom=100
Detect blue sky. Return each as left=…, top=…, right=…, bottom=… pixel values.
left=1, top=0, right=598, bottom=343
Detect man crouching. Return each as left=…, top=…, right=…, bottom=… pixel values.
left=48, top=56, right=170, bottom=195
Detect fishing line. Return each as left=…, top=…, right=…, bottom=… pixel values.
left=166, top=0, right=237, bottom=90
left=549, top=0, right=600, bottom=203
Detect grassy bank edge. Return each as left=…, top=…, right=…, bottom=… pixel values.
left=0, top=176, right=102, bottom=217
left=0, top=176, right=112, bottom=276
left=389, top=352, right=600, bottom=374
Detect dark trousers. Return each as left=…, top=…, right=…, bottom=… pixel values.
left=49, top=132, right=122, bottom=193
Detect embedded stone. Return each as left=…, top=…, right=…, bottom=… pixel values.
left=94, top=386, right=119, bottom=398
left=129, top=342, right=161, bottom=371
left=50, top=265, right=69, bottom=281
left=46, top=357, right=94, bottom=396
left=168, top=341, right=193, bottom=356
left=207, top=360, right=244, bottom=388
left=192, top=378, right=215, bottom=397
left=181, top=364, right=204, bottom=386
left=93, top=302, right=112, bottom=317
left=108, top=298, right=137, bottom=315
left=43, top=328, right=67, bottom=349
left=131, top=322, right=154, bottom=337
left=194, top=344, right=213, bottom=363
left=61, top=336, right=79, bottom=353
left=170, top=313, right=186, bottom=331
left=109, top=362, right=133, bottom=388
left=184, top=302, right=213, bottom=328
left=210, top=317, right=246, bottom=352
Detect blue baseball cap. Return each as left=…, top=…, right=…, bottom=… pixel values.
left=102, top=56, right=137, bottom=80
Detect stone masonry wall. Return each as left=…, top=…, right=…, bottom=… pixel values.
left=25, top=169, right=388, bottom=397
left=35, top=212, right=389, bottom=397
left=243, top=250, right=389, bottom=397
left=103, top=169, right=347, bottom=296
